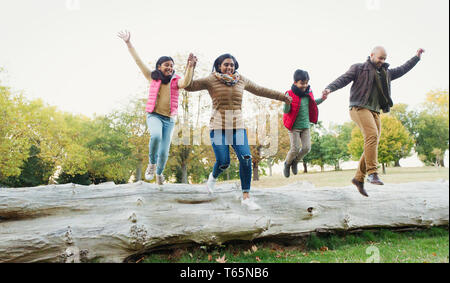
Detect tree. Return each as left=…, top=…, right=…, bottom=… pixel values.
left=109, top=98, right=149, bottom=181
left=303, top=122, right=326, bottom=172
left=424, top=89, right=449, bottom=120
left=265, top=113, right=290, bottom=176
left=246, top=97, right=284, bottom=181
left=389, top=104, right=419, bottom=166
left=0, top=86, right=33, bottom=181
left=414, top=112, right=449, bottom=167
left=2, top=145, right=53, bottom=187
left=83, top=115, right=135, bottom=184
left=321, top=122, right=353, bottom=171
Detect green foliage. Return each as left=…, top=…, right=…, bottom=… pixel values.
left=2, top=145, right=54, bottom=187
left=414, top=112, right=449, bottom=165
left=0, top=87, right=35, bottom=180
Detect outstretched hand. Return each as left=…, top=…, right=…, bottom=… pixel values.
left=117, top=30, right=131, bottom=43
left=416, top=48, right=425, bottom=58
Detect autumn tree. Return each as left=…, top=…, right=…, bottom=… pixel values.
left=0, top=85, right=34, bottom=182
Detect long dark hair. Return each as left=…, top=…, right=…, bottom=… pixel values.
left=212, top=54, right=239, bottom=73
left=151, top=56, right=174, bottom=84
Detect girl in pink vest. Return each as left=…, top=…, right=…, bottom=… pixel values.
left=118, top=30, right=196, bottom=186
left=282, top=69, right=328, bottom=178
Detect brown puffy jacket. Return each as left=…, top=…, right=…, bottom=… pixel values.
left=326, top=56, right=420, bottom=113
left=185, top=73, right=286, bottom=130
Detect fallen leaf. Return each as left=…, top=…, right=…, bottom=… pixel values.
left=251, top=245, right=258, bottom=253
left=276, top=254, right=282, bottom=258
left=189, top=253, right=193, bottom=258
left=432, top=253, right=437, bottom=257
left=256, top=256, right=261, bottom=262
left=303, top=253, right=309, bottom=257
left=320, top=246, right=329, bottom=252
left=216, top=254, right=227, bottom=263
left=244, top=250, right=251, bottom=256
left=208, top=254, right=212, bottom=261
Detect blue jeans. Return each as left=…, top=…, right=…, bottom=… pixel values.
left=210, top=129, right=252, bottom=193
left=147, top=113, right=175, bottom=175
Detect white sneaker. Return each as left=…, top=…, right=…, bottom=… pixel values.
left=156, top=174, right=165, bottom=186
left=241, top=198, right=261, bottom=211
left=145, top=164, right=156, bottom=181
left=206, top=172, right=216, bottom=194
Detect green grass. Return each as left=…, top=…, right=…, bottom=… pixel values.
left=242, top=166, right=449, bottom=189
left=139, top=227, right=449, bottom=263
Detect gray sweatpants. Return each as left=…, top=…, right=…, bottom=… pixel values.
left=285, top=128, right=311, bottom=165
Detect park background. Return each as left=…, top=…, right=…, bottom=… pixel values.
left=0, top=0, right=448, bottom=186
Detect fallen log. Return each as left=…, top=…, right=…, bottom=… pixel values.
left=0, top=179, right=448, bottom=263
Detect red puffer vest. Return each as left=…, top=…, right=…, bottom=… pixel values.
left=283, top=89, right=319, bottom=130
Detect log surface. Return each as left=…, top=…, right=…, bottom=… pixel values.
left=0, top=179, right=448, bottom=262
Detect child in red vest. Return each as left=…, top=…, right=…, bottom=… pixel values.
left=283, top=70, right=328, bottom=178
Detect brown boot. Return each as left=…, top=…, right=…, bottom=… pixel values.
left=367, top=173, right=384, bottom=185
left=352, top=178, right=369, bottom=197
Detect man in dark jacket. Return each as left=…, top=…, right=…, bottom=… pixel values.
left=322, top=47, right=425, bottom=197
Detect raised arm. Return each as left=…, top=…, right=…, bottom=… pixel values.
left=177, top=53, right=197, bottom=89
left=243, top=76, right=291, bottom=104
left=117, top=30, right=152, bottom=82
left=388, top=49, right=424, bottom=81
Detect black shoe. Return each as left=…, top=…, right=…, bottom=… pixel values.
left=291, top=160, right=299, bottom=175
left=352, top=178, right=369, bottom=197
left=283, top=162, right=291, bottom=178
left=367, top=173, right=384, bottom=185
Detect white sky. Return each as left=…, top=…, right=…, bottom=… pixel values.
left=0, top=0, right=449, bottom=127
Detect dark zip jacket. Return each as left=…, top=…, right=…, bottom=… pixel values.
left=326, top=55, right=420, bottom=113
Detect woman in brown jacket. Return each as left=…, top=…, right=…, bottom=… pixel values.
left=185, top=54, right=291, bottom=210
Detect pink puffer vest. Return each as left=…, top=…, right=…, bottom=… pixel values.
left=145, top=74, right=181, bottom=116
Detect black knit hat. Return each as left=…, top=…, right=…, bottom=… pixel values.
left=212, top=54, right=239, bottom=73
left=293, top=69, right=310, bottom=82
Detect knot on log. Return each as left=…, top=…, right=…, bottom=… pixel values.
left=129, top=224, right=148, bottom=249
left=343, top=215, right=351, bottom=229
left=129, top=213, right=137, bottom=223
left=64, top=226, right=74, bottom=245
left=63, top=246, right=80, bottom=263
left=136, top=198, right=144, bottom=206
left=59, top=247, right=89, bottom=263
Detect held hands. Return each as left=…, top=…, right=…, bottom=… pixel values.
left=187, top=53, right=198, bottom=68
left=322, top=89, right=331, bottom=100
left=117, top=30, right=131, bottom=43
left=284, top=95, right=293, bottom=105
left=416, top=48, right=425, bottom=58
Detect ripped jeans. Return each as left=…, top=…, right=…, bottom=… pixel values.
left=210, top=129, right=252, bottom=193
